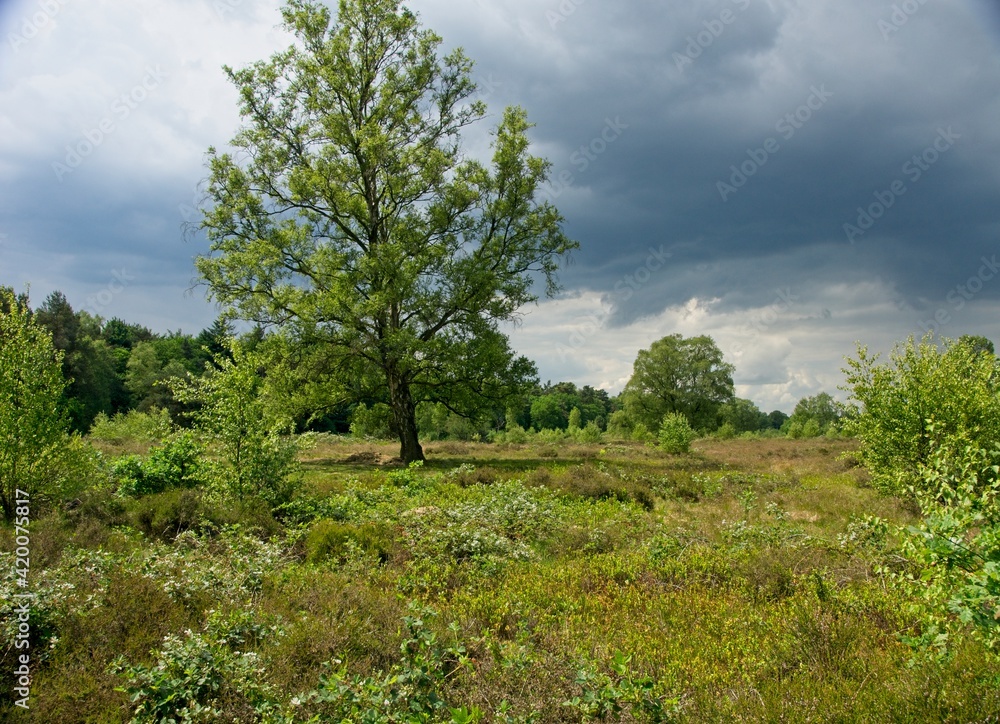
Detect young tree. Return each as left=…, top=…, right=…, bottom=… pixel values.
left=0, top=288, right=68, bottom=520
left=172, top=340, right=299, bottom=505
left=621, top=334, right=735, bottom=432
left=195, top=0, right=575, bottom=462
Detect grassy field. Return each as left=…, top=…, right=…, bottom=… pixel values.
left=3, top=436, right=1000, bottom=722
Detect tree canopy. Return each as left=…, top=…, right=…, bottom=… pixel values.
left=195, top=0, right=576, bottom=462
left=621, top=334, right=735, bottom=432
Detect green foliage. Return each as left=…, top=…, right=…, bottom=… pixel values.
left=563, top=652, right=680, bottom=721
left=194, top=0, right=574, bottom=463
left=298, top=605, right=476, bottom=722
left=112, top=609, right=285, bottom=723
left=0, top=287, right=70, bottom=520
left=567, top=407, right=582, bottom=432
left=126, top=340, right=188, bottom=415
left=572, top=421, right=604, bottom=444
left=606, top=409, right=633, bottom=439
left=172, top=340, right=300, bottom=506
left=843, top=334, right=1000, bottom=495
left=622, top=334, right=735, bottom=432
left=89, top=407, right=175, bottom=444
left=898, top=427, right=1000, bottom=654
left=492, top=422, right=530, bottom=445
left=113, top=433, right=203, bottom=497
left=305, top=520, right=396, bottom=564
left=351, top=402, right=395, bottom=440
left=718, top=397, right=767, bottom=434
left=784, top=392, right=841, bottom=437
left=657, top=413, right=696, bottom=454
left=35, top=291, right=124, bottom=431
left=801, top=418, right=822, bottom=439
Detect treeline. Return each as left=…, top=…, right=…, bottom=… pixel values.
left=28, top=291, right=231, bottom=432
left=25, top=290, right=852, bottom=442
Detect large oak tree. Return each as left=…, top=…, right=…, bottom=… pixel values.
left=195, top=0, right=575, bottom=462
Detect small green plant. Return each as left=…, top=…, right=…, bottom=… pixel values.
left=298, top=605, right=477, bottom=721
left=656, top=413, right=695, bottom=454
left=112, top=609, right=284, bottom=723
left=563, top=652, right=680, bottom=721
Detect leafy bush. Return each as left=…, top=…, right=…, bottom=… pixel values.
left=801, top=419, right=822, bottom=439
left=573, top=421, right=604, bottom=444
left=305, top=520, right=396, bottom=564
left=657, top=413, right=695, bottom=454
left=843, top=334, right=1000, bottom=495
left=898, top=426, right=1000, bottom=653
left=112, top=609, right=285, bottom=723
left=113, top=433, right=203, bottom=497
left=491, top=423, right=529, bottom=445
left=296, top=606, right=476, bottom=722
left=563, top=652, right=680, bottom=721
left=89, top=407, right=174, bottom=444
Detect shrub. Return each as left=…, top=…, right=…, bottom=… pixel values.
left=843, top=334, right=1000, bottom=495
left=801, top=419, right=822, bottom=439
left=899, top=426, right=1000, bottom=653
left=715, top=422, right=737, bottom=440
left=112, top=609, right=284, bottom=722
left=606, top=410, right=633, bottom=439
left=656, top=413, right=695, bottom=454
left=491, top=423, right=529, bottom=445
left=573, top=421, right=603, bottom=444
left=172, top=341, right=301, bottom=506
left=630, top=422, right=653, bottom=443
left=305, top=520, right=396, bottom=564
left=113, top=433, right=203, bottom=497
left=88, top=407, right=174, bottom=445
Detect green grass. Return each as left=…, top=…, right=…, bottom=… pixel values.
left=1, top=436, right=998, bottom=721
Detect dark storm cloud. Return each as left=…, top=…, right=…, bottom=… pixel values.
left=2, top=0, right=999, bottom=405
left=416, top=0, right=1000, bottom=327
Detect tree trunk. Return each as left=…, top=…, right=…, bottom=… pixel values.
left=387, top=370, right=425, bottom=463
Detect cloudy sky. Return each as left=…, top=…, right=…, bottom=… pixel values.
left=2, top=0, right=999, bottom=412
